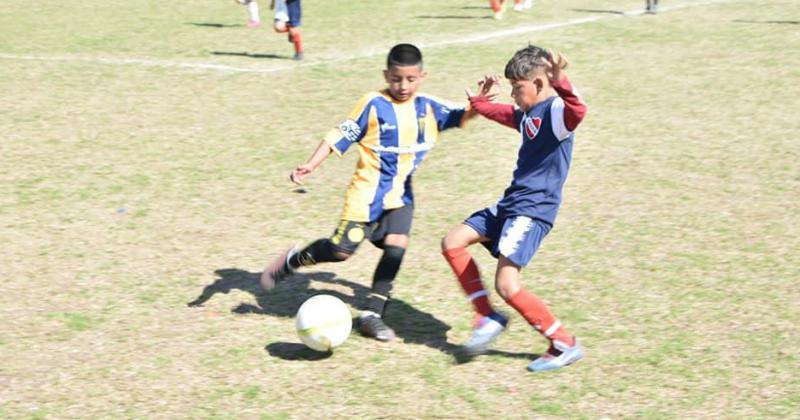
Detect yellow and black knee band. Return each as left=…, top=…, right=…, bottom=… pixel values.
left=289, top=239, right=348, bottom=269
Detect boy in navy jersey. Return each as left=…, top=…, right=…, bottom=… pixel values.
left=441, top=45, right=587, bottom=372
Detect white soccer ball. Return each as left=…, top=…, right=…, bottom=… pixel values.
left=295, top=294, right=352, bottom=352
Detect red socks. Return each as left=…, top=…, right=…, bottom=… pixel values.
left=288, top=27, right=303, bottom=55
left=442, top=248, right=494, bottom=317
left=504, top=289, right=575, bottom=346
left=443, top=247, right=574, bottom=345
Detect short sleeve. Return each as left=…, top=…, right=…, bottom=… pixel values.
left=323, top=94, right=375, bottom=156
left=425, top=96, right=467, bottom=131
left=549, top=97, right=572, bottom=141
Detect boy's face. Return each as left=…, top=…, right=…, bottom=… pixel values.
left=509, top=77, right=541, bottom=112
left=384, top=65, right=426, bottom=102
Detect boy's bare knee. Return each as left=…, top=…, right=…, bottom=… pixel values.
left=441, top=234, right=464, bottom=251
left=495, top=280, right=520, bottom=300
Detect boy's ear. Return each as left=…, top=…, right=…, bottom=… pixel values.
left=383, top=69, right=390, bottom=82
left=534, top=77, right=544, bottom=93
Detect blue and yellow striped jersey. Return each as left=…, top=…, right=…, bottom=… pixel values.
left=323, top=90, right=467, bottom=222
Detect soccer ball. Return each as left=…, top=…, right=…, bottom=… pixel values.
left=295, top=294, right=352, bottom=352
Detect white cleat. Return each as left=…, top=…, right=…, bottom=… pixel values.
left=527, top=338, right=584, bottom=372
left=462, top=313, right=508, bottom=356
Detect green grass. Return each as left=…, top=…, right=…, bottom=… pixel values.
left=1, top=0, right=799, bottom=418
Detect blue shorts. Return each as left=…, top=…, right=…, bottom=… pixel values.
left=274, top=0, right=302, bottom=27
left=464, top=206, right=551, bottom=267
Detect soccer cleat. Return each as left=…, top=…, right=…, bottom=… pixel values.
left=461, top=312, right=508, bottom=356
left=523, top=0, right=534, bottom=9
left=293, top=52, right=304, bottom=61
left=527, top=338, right=584, bottom=372
left=260, top=246, right=297, bottom=290
left=357, top=313, right=396, bottom=342
left=246, top=20, right=261, bottom=28
left=493, top=10, right=505, bottom=20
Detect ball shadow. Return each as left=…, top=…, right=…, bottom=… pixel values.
left=265, top=342, right=332, bottom=361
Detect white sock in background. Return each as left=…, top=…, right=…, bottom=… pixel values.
left=247, top=1, right=260, bottom=23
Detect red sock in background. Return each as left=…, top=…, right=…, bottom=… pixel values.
left=504, top=288, right=575, bottom=345
left=289, top=27, right=303, bottom=55
left=443, top=248, right=494, bottom=317
left=489, top=0, right=502, bottom=13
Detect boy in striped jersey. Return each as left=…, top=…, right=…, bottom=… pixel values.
left=261, top=44, right=479, bottom=341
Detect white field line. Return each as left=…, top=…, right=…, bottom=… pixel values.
left=0, top=0, right=733, bottom=75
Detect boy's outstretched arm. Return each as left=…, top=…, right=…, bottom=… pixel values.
left=546, top=52, right=587, bottom=132
left=290, top=140, right=332, bottom=184
left=465, top=75, right=518, bottom=129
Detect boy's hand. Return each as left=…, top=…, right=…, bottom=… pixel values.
left=290, top=163, right=314, bottom=185
left=465, top=74, right=500, bottom=101
left=545, top=50, right=569, bottom=84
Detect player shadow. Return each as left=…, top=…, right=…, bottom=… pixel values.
left=211, top=51, right=289, bottom=60
left=416, top=15, right=491, bottom=20
left=188, top=268, right=538, bottom=363
left=732, top=19, right=799, bottom=25
left=571, top=8, right=626, bottom=15
left=188, top=269, right=455, bottom=357
left=186, top=22, right=243, bottom=28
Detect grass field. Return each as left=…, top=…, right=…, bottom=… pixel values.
left=2, top=0, right=799, bottom=418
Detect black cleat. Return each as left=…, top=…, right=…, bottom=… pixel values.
left=260, top=247, right=297, bottom=290
left=358, top=314, right=396, bottom=342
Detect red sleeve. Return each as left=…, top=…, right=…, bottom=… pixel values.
left=550, top=75, right=587, bottom=132
left=468, top=96, right=518, bottom=129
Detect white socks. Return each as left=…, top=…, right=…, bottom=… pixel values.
left=247, top=1, right=260, bottom=22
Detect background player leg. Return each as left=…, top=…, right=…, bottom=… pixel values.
left=243, top=0, right=261, bottom=27
left=288, top=26, right=303, bottom=60
left=513, top=0, right=533, bottom=12
left=489, top=0, right=506, bottom=19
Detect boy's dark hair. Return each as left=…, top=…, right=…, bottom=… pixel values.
left=504, top=45, right=551, bottom=80
left=387, top=43, right=423, bottom=69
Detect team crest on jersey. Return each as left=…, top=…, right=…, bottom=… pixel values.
left=338, top=119, right=362, bottom=142
left=524, top=117, right=542, bottom=139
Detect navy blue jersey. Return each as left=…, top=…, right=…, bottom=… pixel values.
left=496, top=96, right=575, bottom=225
